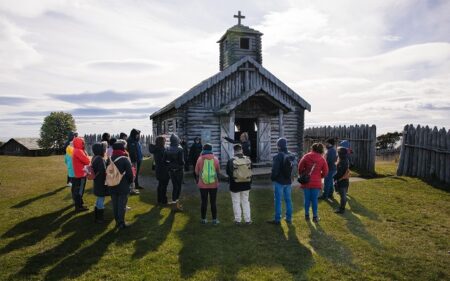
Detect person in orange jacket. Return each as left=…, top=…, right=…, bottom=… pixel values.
left=72, top=137, right=91, bottom=212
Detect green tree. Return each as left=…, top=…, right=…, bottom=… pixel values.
left=38, top=112, right=76, bottom=150
left=376, top=131, right=402, bottom=150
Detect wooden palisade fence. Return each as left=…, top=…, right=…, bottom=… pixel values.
left=304, top=124, right=376, bottom=174
left=397, top=125, right=450, bottom=184
left=83, top=134, right=155, bottom=156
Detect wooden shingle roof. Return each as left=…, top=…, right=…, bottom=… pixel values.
left=150, top=56, right=311, bottom=119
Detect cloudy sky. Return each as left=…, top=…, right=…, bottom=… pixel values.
left=0, top=0, right=449, bottom=140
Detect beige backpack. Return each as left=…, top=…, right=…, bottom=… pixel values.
left=232, top=156, right=252, bottom=183
left=106, top=156, right=126, bottom=187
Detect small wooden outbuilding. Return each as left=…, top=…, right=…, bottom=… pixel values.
left=150, top=12, right=311, bottom=165
left=0, top=138, right=46, bottom=156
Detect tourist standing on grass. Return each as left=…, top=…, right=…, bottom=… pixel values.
left=64, top=141, right=75, bottom=188
left=195, top=143, right=220, bottom=225
left=91, top=142, right=109, bottom=223
left=149, top=136, right=169, bottom=205
left=334, top=147, right=350, bottom=214
left=127, top=129, right=143, bottom=191
left=188, top=137, right=203, bottom=182
left=226, top=144, right=252, bottom=225
left=319, top=138, right=337, bottom=200
left=109, top=140, right=134, bottom=229
left=298, top=143, right=329, bottom=223
left=267, top=138, right=295, bottom=225
left=64, top=131, right=77, bottom=186
left=224, top=132, right=251, bottom=158
left=163, top=134, right=185, bottom=211
left=71, top=137, right=90, bottom=212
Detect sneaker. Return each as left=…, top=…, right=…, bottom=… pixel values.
left=234, top=221, right=242, bottom=226
left=285, top=219, right=292, bottom=225
left=126, top=206, right=131, bottom=211
left=66, top=182, right=72, bottom=187
left=200, top=219, right=208, bottom=224
left=266, top=220, right=280, bottom=225
left=212, top=219, right=220, bottom=225
left=312, top=216, right=320, bottom=223
left=118, top=223, right=129, bottom=229
left=130, top=190, right=140, bottom=195
left=245, top=221, right=252, bottom=225
left=305, top=215, right=310, bottom=221
left=334, top=208, right=345, bottom=214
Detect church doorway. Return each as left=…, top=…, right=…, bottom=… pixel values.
left=234, top=118, right=257, bottom=162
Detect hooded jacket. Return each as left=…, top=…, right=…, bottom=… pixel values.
left=188, top=139, right=203, bottom=166
left=72, top=137, right=91, bottom=178
left=334, top=148, right=350, bottom=189
left=127, top=129, right=143, bottom=163
left=91, top=143, right=108, bottom=197
left=149, top=144, right=169, bottom=180
left=271, top=138, right=294, bottom=185
left=195, top=152, right=220, bottom=189
left=325, top=144, right=338, bottom=171
left=163, top=134, right=184, bottom=170
left=298, top=151, right=329, bottom=189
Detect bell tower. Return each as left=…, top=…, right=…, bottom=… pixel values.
left=218, top=11, right=263, bottom=71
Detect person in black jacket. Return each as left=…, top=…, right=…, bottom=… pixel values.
left=267, top=138, right=294, bottom=225
left=188, top=137, right=202, bottom=182
left=149, top=136, right=169, bottom=205
left=180, top=137, right=189, bottom=172
left=224, top=132, right=251, bottom=158
left=334, top=147, right=350, bottom=214
left=109, top=140, right=134, bottom=229
left=91, top=142, right=109, bottom=223
left=163, top=134, right=185, bottom=211
left=127, top=128, right=143, bottom=191
left=226, top=144, right=252, bottom=225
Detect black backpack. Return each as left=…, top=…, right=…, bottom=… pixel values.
left=281, top=153, right=295, bottom=179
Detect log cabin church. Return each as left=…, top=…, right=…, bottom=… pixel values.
left=150, top=11, right=311, bottom=165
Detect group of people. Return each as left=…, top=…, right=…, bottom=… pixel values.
left=64, top=129, right=351, bottom=229
left=64, top=130, right=144, bottom=229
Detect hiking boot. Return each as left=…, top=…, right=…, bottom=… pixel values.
left=118, top=222, right=129, bottom=229
left=285, top=219, right=292, bottom=225
left=234, top=221, right=242, bottom=226
left=312, top=216, right=320, bottom=223
left=245, top=221, right=253, bottom=225
left=212, top=219, right=220, bottom=225
left=200, top=219, right=208, bottom=224
left=266, top=220, right=280, bottom=225
left=305, top=215, right=310, bottom=221
left=95, top=208, right=105, bottom=224
left=76, top=206, right=89, bottom=212
left=334, top=208, right=345, bottom=214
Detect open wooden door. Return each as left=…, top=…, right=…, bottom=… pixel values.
left=220, top=111, right=235, bottom=165
left=257, top=117, right=271, bottom=162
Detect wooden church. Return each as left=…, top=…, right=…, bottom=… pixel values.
left=150, top=12, right=311, bottom=165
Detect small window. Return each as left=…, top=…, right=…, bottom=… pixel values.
left=240, top=37, right=250, bottom=49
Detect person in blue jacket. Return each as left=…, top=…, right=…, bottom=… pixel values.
left=319, top=138, right=337, bottom=200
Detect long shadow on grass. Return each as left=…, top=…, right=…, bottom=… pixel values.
left=325, top=196, right=382, bottom=249
left=178, top=190, right=314, bottom=280
left=10, top=186, right=67, bottom=209
left=307, top=222, right=356, bottom=268
left=14, top=208, right=111, bottom=279
left=0, top=205, right=73, bottom=254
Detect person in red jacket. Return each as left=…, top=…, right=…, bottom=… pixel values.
left=72, top=137, right=91, bottom=212
left=298, top=143, right=328, bottom=222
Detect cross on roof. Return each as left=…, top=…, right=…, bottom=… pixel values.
left=234, top=11, right=245, bottom=25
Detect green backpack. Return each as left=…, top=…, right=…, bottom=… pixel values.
left=201, top=158, right=217, bottom=184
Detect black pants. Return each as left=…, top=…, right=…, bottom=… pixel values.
left=71, top=177, right=86, bottom=208
left=134, top=161, right=141, bottom=187
left=336, top=180, right=349, bottom=210
left=192, top=164, right=199, bottom=183
left=169, top=169, right=183, bottom=202
left=111, top=192, right=128, bottom=226
left=157, top=177, right=169, bottom=204
left=200, top=188, right=217, bottom=220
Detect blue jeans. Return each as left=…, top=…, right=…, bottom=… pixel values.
left=323, top=169, right=337, bottom=198
left=303, top=188, right=320, bottom=217
left=273, top=182, right=293, bottom=222
left=95, top=196, right=105, bottom=209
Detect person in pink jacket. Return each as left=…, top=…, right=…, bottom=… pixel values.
left=195, top=143, right=220, bottom=225
left=298, top=143, right=329, bottom=222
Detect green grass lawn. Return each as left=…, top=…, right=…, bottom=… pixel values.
left=0, top=156, right=449, bottom=281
